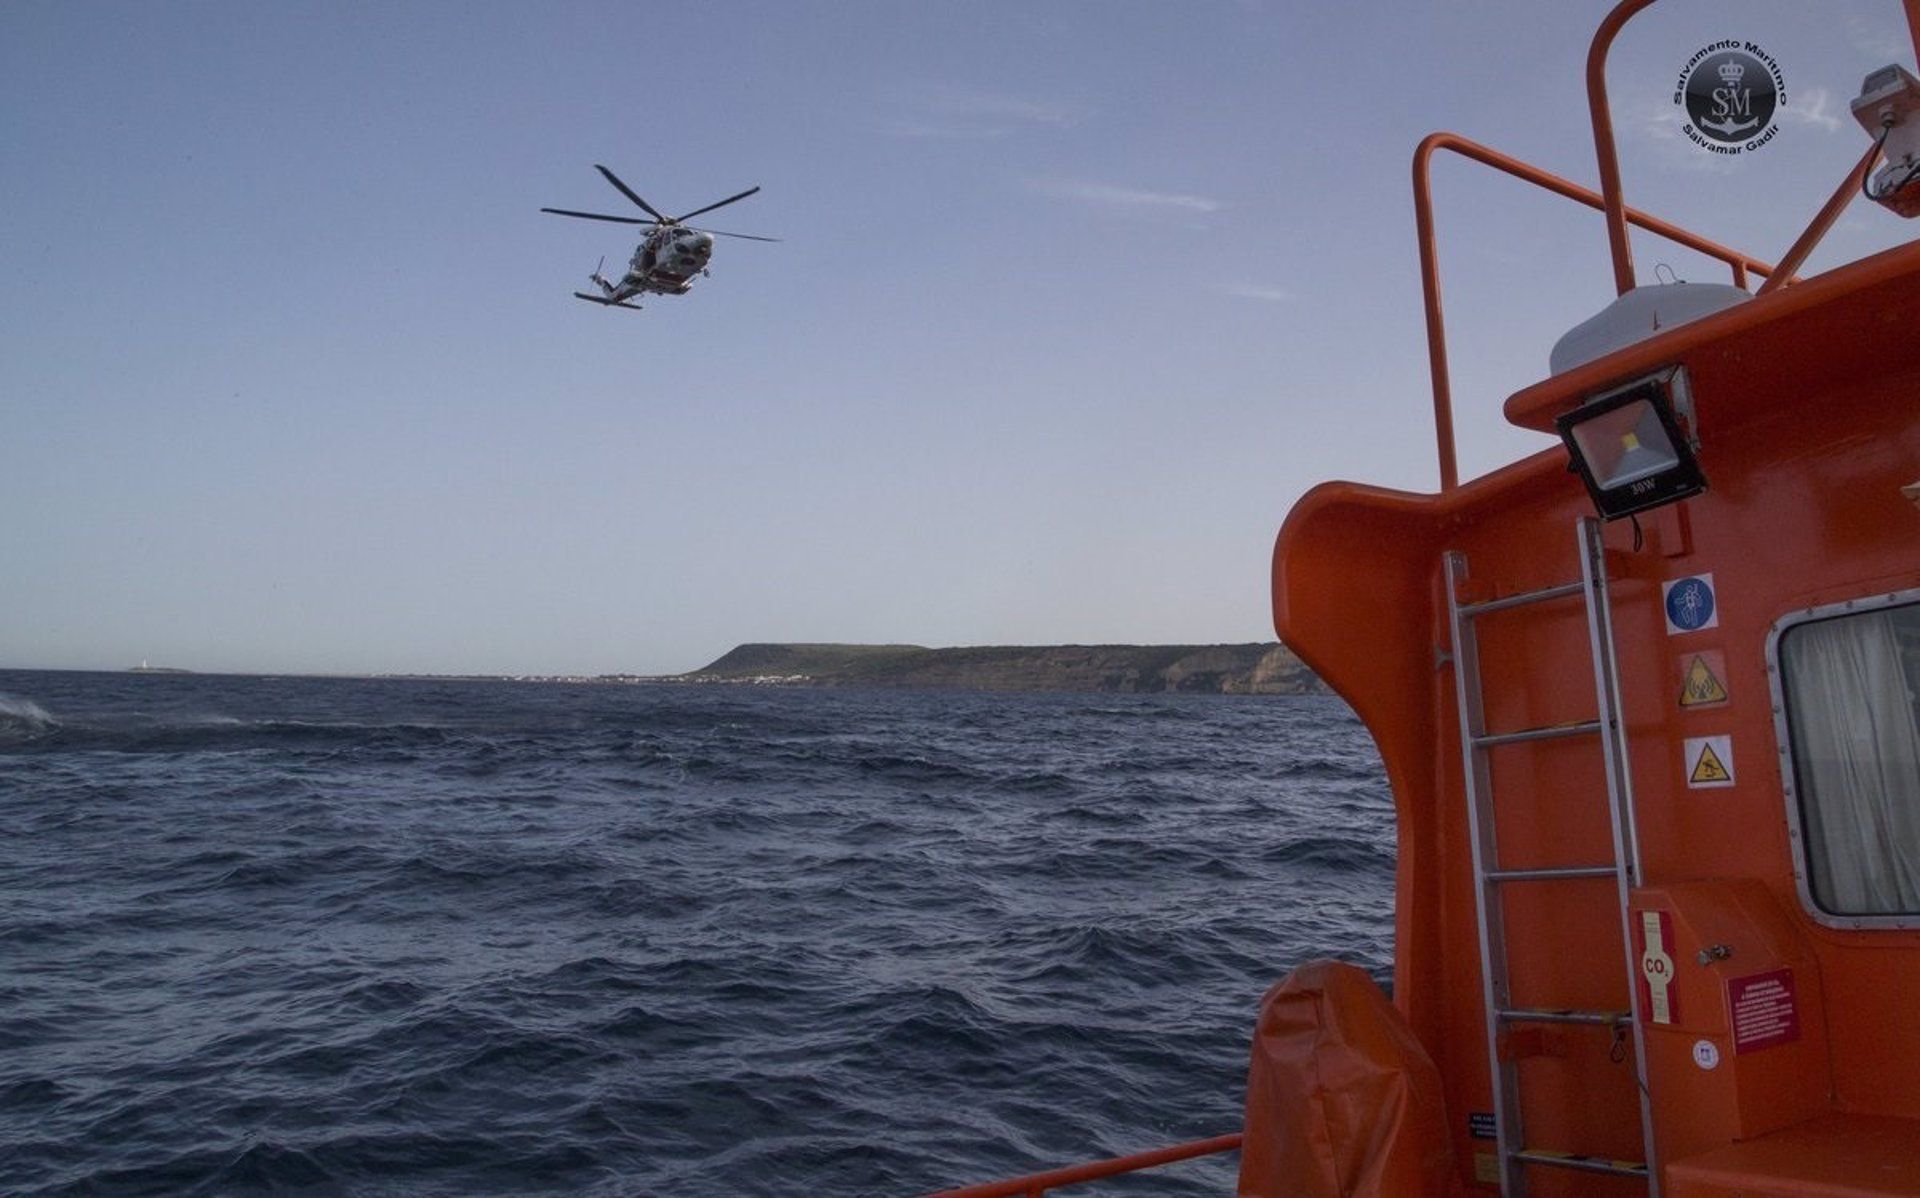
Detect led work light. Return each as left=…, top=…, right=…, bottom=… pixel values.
left=1556, top=368, right=1705, bottom=520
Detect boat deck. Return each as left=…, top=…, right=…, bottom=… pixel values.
left=1667, top=1112, right=1920, bottom=1196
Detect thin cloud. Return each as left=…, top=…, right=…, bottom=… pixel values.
left=1031, top=179, right=1223, bottom=213
left=886, top=84, right=1084, bottom=139
left=1640, top=82, right=1843, bottom=166
left=1222, top=283, right=1294, bottom=303
left=888, top=121, right=1012, bottom=141
left=1781, top=86, right=1845, bottom=134
left=1633, top=96, right=1740, bottom=175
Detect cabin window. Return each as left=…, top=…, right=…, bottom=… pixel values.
left=1775, top=595, right=1920, bottom=920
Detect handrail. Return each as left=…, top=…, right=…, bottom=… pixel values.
left=1413, top=133, right=1782, bottom=491
left=1588, top=0, right=1662, bottom=296
left=923, top=1132, right=1243, bottom=1198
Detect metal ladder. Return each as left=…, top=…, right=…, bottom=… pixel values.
left=1444, top=517, right=1658, bottom=1196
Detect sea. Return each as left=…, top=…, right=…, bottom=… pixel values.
left=0, top=669, right=1395, bottom=1197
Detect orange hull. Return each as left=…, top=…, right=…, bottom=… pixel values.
left=1276, top=238, right=1920, bottom=1193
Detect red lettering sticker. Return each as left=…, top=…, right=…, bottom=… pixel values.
left=1728, top=968, right=1800, bottom=1053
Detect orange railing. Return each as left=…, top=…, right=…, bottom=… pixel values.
left=923, top=1132, right=1242, bottom=1198
left=1587, top=0, right=1662, bottom=297
left=1413, top=133, right=1780, bottom=490
left=1756, top=139, right=1887, bottom=296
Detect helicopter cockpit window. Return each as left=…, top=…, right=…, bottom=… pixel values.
left=1774, top=595, right=1920, bottom=922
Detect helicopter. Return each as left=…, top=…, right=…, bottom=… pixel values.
left=541, top=165, right=777, bottom=310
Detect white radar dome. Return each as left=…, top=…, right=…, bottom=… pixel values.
left=1550, top=281, right=1751, bottom=375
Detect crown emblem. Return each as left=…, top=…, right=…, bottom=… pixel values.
left=1717, top=59, right=1745, bottom=85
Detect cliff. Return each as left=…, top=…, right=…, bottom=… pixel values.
left=684, top=642, right=1325, bottom=695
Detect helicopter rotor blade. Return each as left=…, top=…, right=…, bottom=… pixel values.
left=594, top=164, right=669, bottom=222
left=673, top=186, right=761, bottom=223
left=692, top=226, right=782, bottom=242
left=541, top=207, right=655, bottom=225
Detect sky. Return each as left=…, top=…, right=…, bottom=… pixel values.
left=3, top=1, right=1915, bottom=676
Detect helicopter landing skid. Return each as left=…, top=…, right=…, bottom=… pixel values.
left=572, top=292, right=644, bottom=310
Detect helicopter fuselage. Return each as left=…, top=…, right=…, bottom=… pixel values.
left=608, top=227, right=714, bottom=299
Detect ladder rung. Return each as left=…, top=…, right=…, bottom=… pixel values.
left=1511, top=1148, right=1649, bottom=1178
left=1456, top=580, right=1583, bottom=618
left=1498, top=1007, right=1630, bottom=1025
left=1486, top=864, right=1617, bottom=882
left=1474, top=718, right=1601, bottom=748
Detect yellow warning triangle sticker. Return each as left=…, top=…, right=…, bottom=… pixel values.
left=1690, top=742, right=1733, bottom=784
left=1680, top=656, right=1729, bottom=706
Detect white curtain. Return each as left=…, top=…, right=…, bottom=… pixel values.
left=1782, top=609, right=1920, bottom=914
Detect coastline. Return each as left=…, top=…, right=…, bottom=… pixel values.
left=676, top=642, right=1326, bottom=695
left=15, top=644, right=1326, bottom=696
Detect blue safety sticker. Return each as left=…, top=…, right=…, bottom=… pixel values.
left=1663, top=574, right=1718, bottom=634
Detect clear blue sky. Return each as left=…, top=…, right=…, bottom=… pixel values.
left=3, top=1, right=1913, bottom=675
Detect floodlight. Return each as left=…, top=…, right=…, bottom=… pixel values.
left=1556, top=369, right=1705, bottom=520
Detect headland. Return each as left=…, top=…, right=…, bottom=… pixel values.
left=680, top=642, right=1325, bottom=695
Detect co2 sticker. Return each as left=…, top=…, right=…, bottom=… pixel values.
left=1664, top=574, right=1719, bottom=634
left=1638, top=910, right=1679, bottom=1024
left=1686, top=735, right=1736, bottom=788
left=1692, top=1040, right=1721, bottom=1070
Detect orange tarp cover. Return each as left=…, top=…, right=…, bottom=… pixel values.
left=1238, top=959, right=1463, bottom=1197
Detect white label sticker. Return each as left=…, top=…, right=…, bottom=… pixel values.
left=1685, top=735, right=1736, bottom=789
left=1692, top=1039, right=1721, bottom=1070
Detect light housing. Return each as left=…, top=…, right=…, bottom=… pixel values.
left=1851, top=64, right=1920, bottom=218
left=1555, top=369, right=1705, bottom=520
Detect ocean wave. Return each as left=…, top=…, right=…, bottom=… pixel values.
left=1262, top=834, right=1397, bottom=872
left=0, top=669, right=1386, bottom=1198
left=4, top=715, right=458, bottom=756
left=0, top=693, right=57, bottom=741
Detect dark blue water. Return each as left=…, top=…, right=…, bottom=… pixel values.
left=0, top=670, right=1393, bottom=1197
